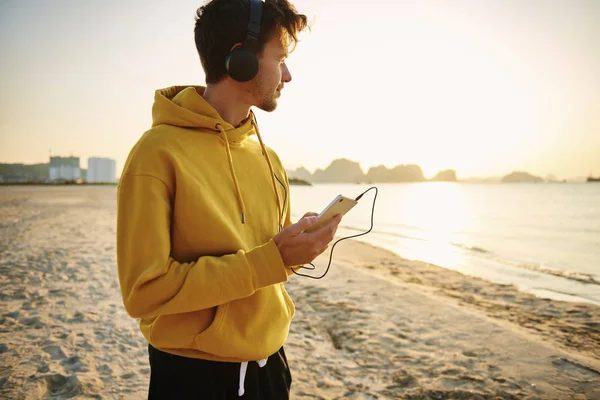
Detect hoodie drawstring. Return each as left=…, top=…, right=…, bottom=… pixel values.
left=252, top=118, right=283, bottom=231
left=238, top=358, right=268, bottom=397
left=216, top=123, right=247, bottom=223
left=215, top=118, right=284, bottom=229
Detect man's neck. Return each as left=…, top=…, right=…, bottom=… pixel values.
left=202, top=82, right=251, bottom=128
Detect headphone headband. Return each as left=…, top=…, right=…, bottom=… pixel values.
left=244, top=0, right=263, bottom=48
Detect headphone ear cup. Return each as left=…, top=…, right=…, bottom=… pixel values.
left=225, top=48, right=259, bottom=82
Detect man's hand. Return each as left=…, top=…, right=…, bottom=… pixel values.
left=274, top=212, right=342, bottom=267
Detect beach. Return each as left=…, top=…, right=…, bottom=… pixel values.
left=1, top=186, right=599, bottom=399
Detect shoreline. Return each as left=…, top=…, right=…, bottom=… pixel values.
left=326, top=238, right=600, bottom=362
left=334, top=227, right=600, bottom=307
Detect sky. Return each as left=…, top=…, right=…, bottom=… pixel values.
left=0, top=0, right=599, bottom=180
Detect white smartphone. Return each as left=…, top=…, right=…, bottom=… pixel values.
left=306, top=194, right=358, bottom=232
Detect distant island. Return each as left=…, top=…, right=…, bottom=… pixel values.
left=289, top=177, right=311, bottom=186
left=430, top=169, right=458, bottom=182
left=588, top=175, right=600, bottom=182
left=286, top=158, right=570, bottom=184
left=287, top=159, right=458, bottom=184
left=501, top=171, right=544, bottom=183
left=287, top=159, right=454, bottom=184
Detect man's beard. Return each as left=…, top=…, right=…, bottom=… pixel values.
left=252, top=78, right=279, bottom=112
left=257, top=95, right=278, bottom=112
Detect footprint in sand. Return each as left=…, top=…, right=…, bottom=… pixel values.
left=4, top=311, right=19, bottom=319
left=121, top=371, right=137, bottom=380
left=97, top=363, right=113, bottom=376
left=37, top=364, right=50, bottom=373
left=42, top=345, right=66, bottom=360
left=552, top=357, right=600, bottom=379
left=390, top=370, right=417, bottom=388
left=20, top=316, right=44, bottom=329
left=61, top=355, right=86, bottom=373
left=42, top=374, right=81, bottom=398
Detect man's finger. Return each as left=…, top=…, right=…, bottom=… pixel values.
left=289, top=215, right=318, bottom=234
left=328, top=214, right=342, bottom=237
left=327, top=214, right=342, bottom=227
left=301, top=211, right=318, bottom=219
left=310, top=214, right=341, bottom=239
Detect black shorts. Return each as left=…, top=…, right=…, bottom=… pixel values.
left=147, top=344, right=292, bottom=399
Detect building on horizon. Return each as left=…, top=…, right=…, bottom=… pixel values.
left=87, top=157, right=116, bottom=183
left=49, top=156, right=81, bottom=182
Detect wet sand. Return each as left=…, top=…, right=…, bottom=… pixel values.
left=0, top=186, right=598, bottom=399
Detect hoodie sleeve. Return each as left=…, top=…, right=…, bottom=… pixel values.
left=116, top=173, right=288, bottom=319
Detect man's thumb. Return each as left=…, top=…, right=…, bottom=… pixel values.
left=295, top=215, right=318, bottom=232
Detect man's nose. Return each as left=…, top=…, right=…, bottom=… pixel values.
left=282, top=62, right=292, bottom=83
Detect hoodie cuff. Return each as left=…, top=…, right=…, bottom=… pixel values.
left=246, top=239, right=288, bottom=290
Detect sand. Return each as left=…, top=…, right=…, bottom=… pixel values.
left=1, top=186, right=599, bottom=399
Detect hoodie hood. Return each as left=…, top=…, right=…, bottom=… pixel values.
left=150, top=85, right=282, bottom=228
left=152, top=85, right=255, bottom=144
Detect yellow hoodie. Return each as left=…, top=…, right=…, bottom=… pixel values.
left=117, top=86, right=295, bottom=362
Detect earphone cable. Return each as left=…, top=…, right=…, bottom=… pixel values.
left=291, top=186, right=378, bottom=279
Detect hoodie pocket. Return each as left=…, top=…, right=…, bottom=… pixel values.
left=148, top=304, right=227, bottom=350
left=192, top=302, right=229, bottom=346
left=193, top=284, right=293, bottom=360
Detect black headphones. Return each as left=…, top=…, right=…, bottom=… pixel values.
left=225, top=0, right=264, bottom=82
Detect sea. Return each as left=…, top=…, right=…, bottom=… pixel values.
left=288, top=182, right=600, bottom=306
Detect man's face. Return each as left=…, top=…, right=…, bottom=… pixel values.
left=249, top=34, right=292, bottom=112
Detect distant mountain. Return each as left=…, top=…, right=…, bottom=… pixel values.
left=364, top=165, right=390, bottom=182
left=288, top=177, right=311, bottom=186
left=569, top=176, right=589, bottom=183
left=501, top=171, right=544, bottom=183
left=366, top=164, right=425, bottom=182
left=286, top=166, right=312, bottom=182
left=288, top=159, right=367, bottom=183
left=459, top=176, right=502, bottom=183
left=313, top=158, right=365, bottom=183
left=286, top=159, right=573, bottom=184
left=429, top=169, right=457, bottom=182
left=286, top=159, right=452, bottom=183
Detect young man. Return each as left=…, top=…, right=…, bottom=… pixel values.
left=116, top=0, right=342, bottom=398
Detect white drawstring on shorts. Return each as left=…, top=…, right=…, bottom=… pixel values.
left=238, top=358, right=268, bottom=397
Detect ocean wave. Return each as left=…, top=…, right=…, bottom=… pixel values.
left=516, top=263, right=600, bottom=285
left=449, top=242, right=489, bottom=254
left=529, top=288, right=600, bottom=306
